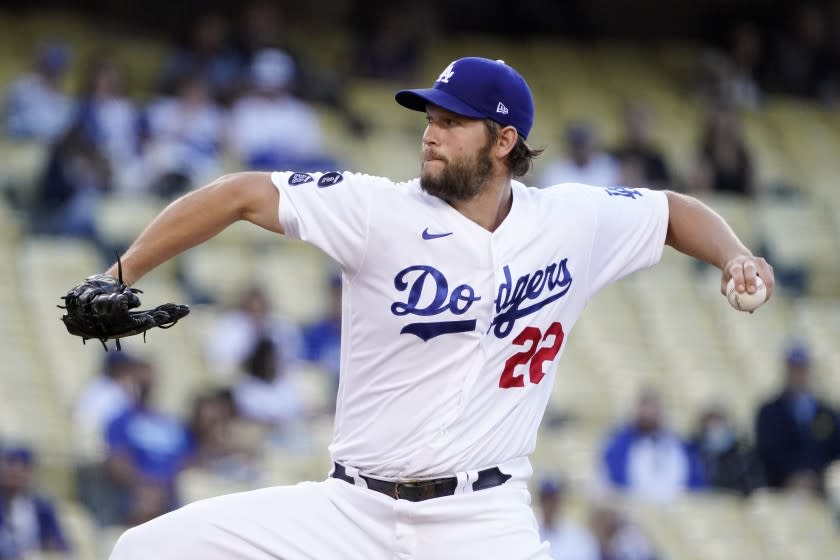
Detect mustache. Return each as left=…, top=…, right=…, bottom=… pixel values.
left=422, top=149, right=447, bottom=162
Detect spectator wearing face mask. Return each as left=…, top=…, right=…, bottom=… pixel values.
left=756, top=343, right=840, bottom=493
left=600, top=387, right=706, bottom=503
left=691, top=405, right=764, bottom=496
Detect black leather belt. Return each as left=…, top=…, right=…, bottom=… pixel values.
left=331, top=462, right=511, bottom=502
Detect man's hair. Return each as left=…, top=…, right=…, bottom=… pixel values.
left=485, top=120, right=544, bottom=178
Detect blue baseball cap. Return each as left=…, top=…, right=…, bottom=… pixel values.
left=395, top=57, right=535, bottom=139
left=538, top=477, right=566, bottom=496
left=2, top=446, right=35, bottom=466
left=786, top=343, right=811, bottom=367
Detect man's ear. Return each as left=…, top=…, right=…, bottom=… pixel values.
left=495, top=126, right=518, bottom=159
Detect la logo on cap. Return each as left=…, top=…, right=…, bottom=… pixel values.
left=437, top=61, right=456, bottom=83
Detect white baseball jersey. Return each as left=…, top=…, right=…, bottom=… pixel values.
left=272, top=171, right=669, bottom=479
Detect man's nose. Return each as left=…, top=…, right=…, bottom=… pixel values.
left=422, top=125, right=439, bottom=147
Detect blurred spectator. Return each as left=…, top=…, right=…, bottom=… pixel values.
left=756, top=343, right=840, bottom=493
left=73, top=57, right=142, bottom=192
left=31, top=120, right=112, bottom=241
left=691, top=404, right=764, bottom=496
left=0, top=447, right=70, bottom=558
left=590, top=505, right=657, bottom=560
left=159, top=12, right=245, bottom=105
left=353, top=7, right=423, bottom=81
left=231, top=0, right=291, bottom=61
left=140, top=75, right=226, bottom=196
left=536, top=478, right=598, bottom=560
left=611, top=102, right=671, bottom=190
left=232, top=0, right=369, bottom=136
left=104, top=359, right=193, bottom=525
left=688, top=104, right=755, bottom=197
left=3, top=43, right=74, bottom=141
left=205, top=285, right=304, bottom=379
left=302, top=273, right=342, bottom=403
left=539, top=122, right=620, bottom=187
left=764, top=4, right=837, bottom=101
left=601, top=388, right=706, bottom=502
left=699, top=22, right=764, bottom=110
left=187, top=389, right=261, bottom=482
left=233, top=337, right=307, bottom=446
left=74, top=354, right=143, bottom=526
left=74, top=353, right=144, bottom=443
left=228, top=48, right=337, bottom=171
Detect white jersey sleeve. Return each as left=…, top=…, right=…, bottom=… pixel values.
left=580, top=185, right=670, bottom=297
left=271, top=171, right=383, bottom=273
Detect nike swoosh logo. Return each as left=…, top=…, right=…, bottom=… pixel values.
left=422, top=228, right=453, bottom=240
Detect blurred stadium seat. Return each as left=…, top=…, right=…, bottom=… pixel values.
left=58, top=500, right=99, bottom=560
left=177, top=468, right=259, bottom=505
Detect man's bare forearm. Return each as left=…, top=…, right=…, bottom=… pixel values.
left=664, top=191, right=750, bottom=269
left=105, top=172, right=281, bottom=285
left=664, top=191, right=774, bottom=298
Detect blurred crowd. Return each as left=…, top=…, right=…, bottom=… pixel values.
left=5, top=3, right=839, bottom=275
left=3, top=1, right=426, bottom=250
left=699, top=4, right=840, bottom=110
left=9, top=4, right=840, bottom=245
left=537, top=101, right=756, bottom=198
left=536, top=340, right=840, bottom=559
left=1, top=278, right=343, bottom=558
left=3, top=289, right=839, bottom=559
left=2, top=3, right=840, bottom=559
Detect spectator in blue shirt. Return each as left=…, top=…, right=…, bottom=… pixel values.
left=601, top=387, right=706, bottom=502
left=140, top=75, right=226, bottom=196
left=0, top=447, right=70, bottom=559
left=756, top=343, right=840, bottom=493
left=105, top=359, right=194, bottom=525
left=73, top=57, right=142, bottom=193
left=3, top=43, right=74, bottom=141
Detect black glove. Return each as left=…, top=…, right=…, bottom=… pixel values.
left=59, top=271, right=189, bottom=351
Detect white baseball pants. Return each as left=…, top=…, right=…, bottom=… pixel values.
left=108, top=476, right=552, bottom=559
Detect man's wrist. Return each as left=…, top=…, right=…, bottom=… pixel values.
left=720, top=250, right=753, bottom=271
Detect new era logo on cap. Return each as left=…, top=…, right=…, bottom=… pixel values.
left=394, top=57, right=535, bottom=139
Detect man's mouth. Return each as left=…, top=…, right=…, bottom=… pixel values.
left=423, top=152, right=446, bottom=163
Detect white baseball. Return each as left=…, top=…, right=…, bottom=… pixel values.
left=726, top=275, right=767, bottom=312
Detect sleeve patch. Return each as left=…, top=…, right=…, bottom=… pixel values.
left=317, top=172, right=344, bottom=188
left=289, top=173, right=315, bottom=185
left=604, top=186, right=643, bottom=199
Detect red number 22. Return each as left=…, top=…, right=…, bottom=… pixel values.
left=498, top=322, right=565, bottom=388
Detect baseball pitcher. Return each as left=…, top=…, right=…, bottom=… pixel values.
left=62, top=57, right=774, bottom=559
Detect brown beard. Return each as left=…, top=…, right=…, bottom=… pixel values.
left=420, top=140, right=494, bottom=203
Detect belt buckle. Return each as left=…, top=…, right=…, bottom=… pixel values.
left=397, top=480, right=437, bottom=501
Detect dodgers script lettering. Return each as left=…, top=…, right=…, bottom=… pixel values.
left=390, top=260, right=573, bottom=341
left=490, top=259, right=573, bottom=338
